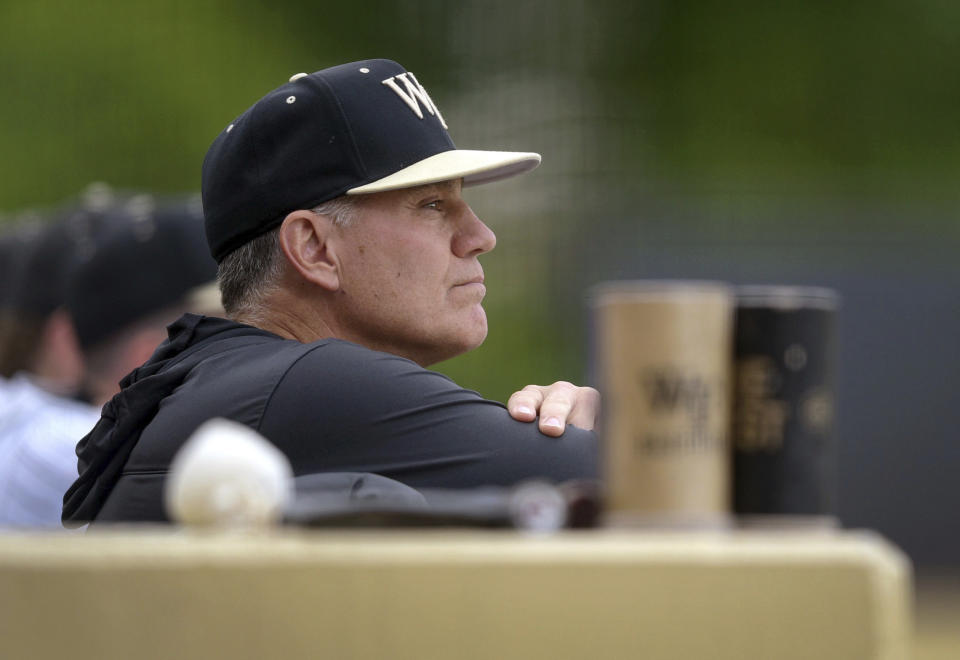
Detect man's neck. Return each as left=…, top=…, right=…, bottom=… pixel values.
left=232, top=293, right=336, bottom=344
left=234, top=289, right=441, bottom=366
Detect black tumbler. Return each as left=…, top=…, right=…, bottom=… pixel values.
left=732, top=286, right=839, bottom=524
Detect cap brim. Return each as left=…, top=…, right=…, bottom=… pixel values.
left=346, top=149, right=541, bottom=195
left=185, top=280, right=224, bottom=317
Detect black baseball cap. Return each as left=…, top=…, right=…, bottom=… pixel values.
left=10, top=208, right=105, bottom=321
left=2, top=183, right=130, bottom=325
left=0, top=222, right=42, bottom=313
left=67, top=195, right=218, bottom=350
left=202, top=58, right=541, bottom=262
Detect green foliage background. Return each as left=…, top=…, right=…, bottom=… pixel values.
left=2, top=0, right=959, bottom=402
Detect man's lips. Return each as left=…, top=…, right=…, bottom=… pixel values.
left=452, top=275, right=486, bottom=296
left=453, top=268, right=485, bottom=287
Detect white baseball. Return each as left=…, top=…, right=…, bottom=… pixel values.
left=165, top=418, right=294, bottom=527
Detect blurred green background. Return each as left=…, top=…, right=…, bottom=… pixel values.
left=2, top=0, right=959, bottom=581
left=5, top=0, right=957, bottom=396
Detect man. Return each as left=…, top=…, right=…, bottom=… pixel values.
left=0, top=222, right=40, bottom=378
left=0, top=192, right=219, bottom=528
left=64, top=59, right=599, bottom=526
left=0, top=208, right=103, bottom=528
left=65, top=194, right=221, bottom=408
left=0, top=212, right=92, bottom=395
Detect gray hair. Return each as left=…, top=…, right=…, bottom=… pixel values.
left=217, top=196, right=359, bottom=318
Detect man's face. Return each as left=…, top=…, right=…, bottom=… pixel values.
left=327, top=179, right=496, bottom=366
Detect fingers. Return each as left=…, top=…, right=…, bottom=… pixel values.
left=536, top=381, right=576, bottom=437
left=507, top=385, right=544, bottom=422
left=507, top=381, right=602, bottom=437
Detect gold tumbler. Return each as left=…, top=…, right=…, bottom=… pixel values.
left=591, top=281, right=734, bottom=527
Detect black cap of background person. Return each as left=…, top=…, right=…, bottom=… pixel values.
left=67, top=194, right=218, bottom=351
left=0, top=221, right=42, bottom=316
left=1, top=185, right=121, bottom=379
left=10, top=208, right=104, bottom=323
left=202, top=58, right=542, bottom=263
left=5, top=183, right=122, bottom=323
left=0, top=222, right=43, bottom=374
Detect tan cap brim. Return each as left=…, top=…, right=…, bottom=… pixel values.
left=185, top=280, right=225, bottom=317
left=346, top=149, right=541, bottom=195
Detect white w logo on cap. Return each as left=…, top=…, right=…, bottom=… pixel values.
left=381, top=72, right=448, bottom=129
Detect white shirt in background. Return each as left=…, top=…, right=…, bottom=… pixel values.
left=0, top=375, right=99, bottom=529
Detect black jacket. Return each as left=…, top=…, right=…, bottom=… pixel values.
left=63, top=315, right=597, bottom=525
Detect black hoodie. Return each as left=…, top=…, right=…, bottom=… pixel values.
left=63, top=314, right=597, bottom=526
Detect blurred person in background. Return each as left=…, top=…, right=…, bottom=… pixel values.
left=0, top=201, right=106, bottom=528
left=65, top=194, right=221, bottom=409
left=63, top=59, right=599, bottom=526
left=0, top=192, right=219, bottom=528
left=0, top=208, right=102, bottom=395
left=0, top=221, right=42, bottom=379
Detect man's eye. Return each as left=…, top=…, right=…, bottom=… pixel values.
left=423, top=200, right=442, bottom=211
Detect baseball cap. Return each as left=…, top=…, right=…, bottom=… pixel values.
left=67, top=195, right=218, bottom=350
left=0, top=222, right=42, bottom=314
left=202, top=58, right=541, bottom=262
left=11, top=208, right=105, bottom=321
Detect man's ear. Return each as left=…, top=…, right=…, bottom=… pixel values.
left=277, top=209, right=341, bottom=291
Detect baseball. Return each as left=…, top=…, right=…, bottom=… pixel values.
left=164, top=417, right=294, bottom=527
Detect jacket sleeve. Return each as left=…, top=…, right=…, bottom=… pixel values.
left=258, top=341, right=598, bottom=489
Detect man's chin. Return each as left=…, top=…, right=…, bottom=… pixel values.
left=467, top=309, right=489, bottom=348
left=421, top=322, right=488, bottom=367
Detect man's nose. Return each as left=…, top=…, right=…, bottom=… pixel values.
left=452, top=205, right=496, bottom=257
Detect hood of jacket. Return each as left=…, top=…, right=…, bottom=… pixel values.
left=62, top=314, right=274, bottom=527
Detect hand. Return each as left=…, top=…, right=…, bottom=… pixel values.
left=507, top=381, right=601, bottom=437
